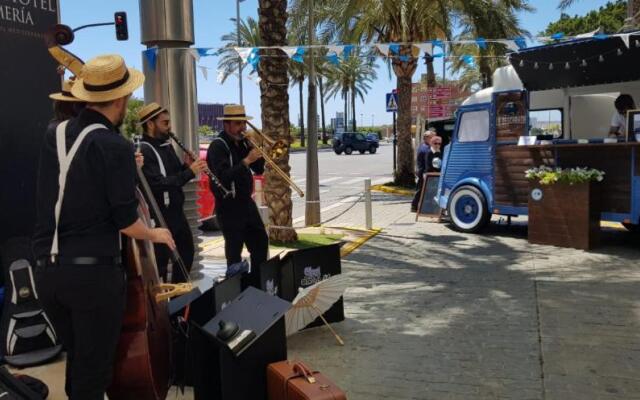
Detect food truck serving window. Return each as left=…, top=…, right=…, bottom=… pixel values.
left=458, top=110, right=490, bottom=142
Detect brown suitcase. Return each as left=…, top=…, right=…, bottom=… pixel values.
left=267, top=360, right=347, bottom=400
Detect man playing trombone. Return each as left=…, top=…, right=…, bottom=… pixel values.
left=207, top=104, right=268, bottom=276
left=138, top=102, right=207, bottom=282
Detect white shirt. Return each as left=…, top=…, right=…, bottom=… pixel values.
left=610, top=112, right=626, bottom=135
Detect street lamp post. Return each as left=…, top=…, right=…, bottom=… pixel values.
left=371, top=114, right=374, bottom=127
left=305, top=0, right=321, bottom=226
left=360, top=113, right=363, bottom=130
left=236, top=0, right=244, bottom=105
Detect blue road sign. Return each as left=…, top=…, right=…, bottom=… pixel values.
left=386, top=92, right=398, bottom=112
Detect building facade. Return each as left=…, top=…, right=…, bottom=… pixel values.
left=198, top=103, right=224, bottom=132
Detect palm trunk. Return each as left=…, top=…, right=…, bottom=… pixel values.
left=258, top=0, right=297, bottom=242
left=351, top=86, right=357, bottom=131
left=343, top=89, right=348, bottom=130
left=479, top=48, right=492, bottom=89
left=393, top=46, right=418, bottom=187
left=426, top=60, right=436, bottom=87
left=299, top=80, right=305, bottom=147
left=319, top=77, right=327, bottom=144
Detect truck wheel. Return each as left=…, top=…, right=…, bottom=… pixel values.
left=344, top=146, right=353, bottom=155
left=622, top=222, right=640, bottom=233
left=369, top=145, right=377, bottom=154
left=334, top=149, right=342, bottom=155
left=359, top=149, right=366, bottom=154
left=448, top=185, right=490, bottom=233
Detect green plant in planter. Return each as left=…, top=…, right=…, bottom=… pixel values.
left=525, top=166, right=605, bottom=185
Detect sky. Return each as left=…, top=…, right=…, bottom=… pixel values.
left=58, top=0, right=615, bottom=127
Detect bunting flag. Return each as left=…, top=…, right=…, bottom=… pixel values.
left=327, top=45, right=344, bottom=57
left=462, top=54, right=475, bottom=67
left=234, top=47, right=254, bottom=63
left=247, top=48, right=260, bottom=71
left=342, top=45, right=354, bottom=59
left=502, top=40, right=519, bottom=52
left=291, top=47, right=305, bottom=63
left=326, top=53, right=340, bottom=65
left=619, top=33, right=631, bottom=48
left=514, top=37, right=527, bottom=49
left=216, top=69, right=225, bottom=84
left=389, top=43, right=400, bottom=55
left=200, top=66, right=208, bottom=80
left=189, top=48, right=201, bottom=63
left=282, top=47, right=299, bottom=58
left=475, top=38, right=487, bottom=49
left=144, top=48, right=158, bottom=71
left=375, top=44, right=390, bottom=56
left=415, top=43, right=433, bottom=57
left=551, top=32, right=565, bottom=41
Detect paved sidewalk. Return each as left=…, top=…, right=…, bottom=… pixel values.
left=286, top=194, right=640, bottom=400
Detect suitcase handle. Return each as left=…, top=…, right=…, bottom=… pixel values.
left=293, top=362, right=316, bottom=384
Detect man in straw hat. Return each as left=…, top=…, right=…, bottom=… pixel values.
left=206, top=104, right=268, bottom=278
left=33, top=54, right=175, bottom=399
left=138, top=102, right=207, bottom=282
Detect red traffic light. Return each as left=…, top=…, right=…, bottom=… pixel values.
left=114, top=12, right=128, bottom=41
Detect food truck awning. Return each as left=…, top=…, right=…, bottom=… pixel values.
left=509, top=34, right=640, bottom=92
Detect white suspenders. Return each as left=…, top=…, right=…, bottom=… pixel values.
left=50, top=121, right=107, bottom=259
left=140, top=141, right=171, bottom=206
left=213, top=137, right=236, bottom=198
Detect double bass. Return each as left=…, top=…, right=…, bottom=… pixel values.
left=45, top=24, right=190, bottom=399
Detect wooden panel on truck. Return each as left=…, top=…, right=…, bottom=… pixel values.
left=494, top=145, right=555, bottom=207
left=555, top=145, right=632, bottom=214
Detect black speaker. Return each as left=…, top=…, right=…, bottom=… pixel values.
left=256, top=255, right=282, bottom=297
left=169, top=274, right=242, bottom=386
left=190, top=287, right=291, bottom=400
left=280, top=243, right=344, bottom=327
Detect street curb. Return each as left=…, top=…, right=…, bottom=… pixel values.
left=290, top=146, right=333, bottom=153
left=371, top=184, right=414, bottom=196
left=338, top=227, right=382, bottom=257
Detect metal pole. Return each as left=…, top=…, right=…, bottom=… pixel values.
left=305, top=0, right=321, bottom=226
left=236, top=0, right=244, bottom=105
left=364, top=178, right=372, bottom=230
left=393, top=111, right=397, bottom=175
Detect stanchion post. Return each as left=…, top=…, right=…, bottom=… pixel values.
left=365, top=178, right=372, bottom=230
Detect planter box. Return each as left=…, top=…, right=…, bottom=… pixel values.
left=528, top=182, right=601, bottom=250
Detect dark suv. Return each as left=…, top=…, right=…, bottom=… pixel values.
left=333, top=132, right=379, bottom=155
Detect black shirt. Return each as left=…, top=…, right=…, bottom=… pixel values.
left=206, top=131, right=264, bottom=214
left=139, top=133, right=194, bottom=223
left=32, top=109, right=139, bottom=258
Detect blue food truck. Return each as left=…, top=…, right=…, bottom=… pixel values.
left=437, top=33, right=640, bottom=233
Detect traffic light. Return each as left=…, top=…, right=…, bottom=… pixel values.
left=114, top=12, right=128, bottom=41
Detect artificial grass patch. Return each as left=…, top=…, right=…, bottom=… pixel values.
left=270, top=233, right=344, bottom=249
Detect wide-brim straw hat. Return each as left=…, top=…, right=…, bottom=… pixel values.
left=71, top=54, right=144, bottom=102
left=217, top=104, right=253, bottom=121
left=49, top=79, right=82, bottom=102
left=138, top=102, right=167, bottom=125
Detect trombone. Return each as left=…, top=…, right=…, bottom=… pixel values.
left=244, top=121, right=304, bottom=198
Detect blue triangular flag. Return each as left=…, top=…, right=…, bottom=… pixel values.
left=326, top=53, right=339, bottom=65
left=514, top=37, right=527, bottom=49
left=343, top=45, right=354, bottom=59
left=197, top=48, right=211, bottom=57
left=389, top=44, right=400, bottom=55
left=593, top=33, right=609, bottom=40
left=248, top=48, right=260, bottom=72
left=399, top=55, right=409, bottom=62
left=432, top=39, right=444, bottom=49
left=476, top=38, right=487, bottom=49
left=551, top=32, right=564, bottom=40
left=292, top=47, right=305, bottom=63
left=144, top=48, right=157, bottom=71
left=462, top=54, right=475, bottom=66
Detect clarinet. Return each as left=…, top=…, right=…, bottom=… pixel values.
left=167, top=132, right=234, bottom=199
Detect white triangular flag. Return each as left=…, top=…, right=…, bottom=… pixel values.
left=234, top=47, right=253, bottom=63
left=501, top=40, right=519, bottom=52
left=200, top=66, right=208, bottom=80
left=328, top=45, right=344, bottom=56
left=282, top=47, right=298, bottom=58
left=190, top=48, right=201, bottom=63
left=376, top=44, right=390, bottom=56
left=575, top=29, right=600, bottom=39
left=618, top=33, right=631, bottom=48
left=415, top=43, right=433, bottom=56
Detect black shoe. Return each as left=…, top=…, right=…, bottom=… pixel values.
left=410, top=207, right=417, bottom=212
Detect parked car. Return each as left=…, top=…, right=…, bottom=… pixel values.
left=197, top=143, right=263, bottom=231
left=332, top=132, right=379, bottom=155
left=365, top=133, right=380, bottom=143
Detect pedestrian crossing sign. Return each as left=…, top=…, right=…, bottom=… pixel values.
left=386, top=92, right=398, bottom=112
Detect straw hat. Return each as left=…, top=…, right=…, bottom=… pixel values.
left=138, top=102, right=168, bottom=125
left=71, top=54, right=144, bottom=102
left=217, top=104, right=253, bottom=121
left=49, top=79, right=82, bottom=102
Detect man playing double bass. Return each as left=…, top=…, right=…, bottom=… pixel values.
left=33, top=54, right=175, bottom=400
left=138, top=102, right=207, bottom=282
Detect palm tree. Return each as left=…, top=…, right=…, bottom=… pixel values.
left=258, top=0, right=298, bottom=242
left=560, top=0, right=639, bottom=30
left=449, top=0, right=531, bottom=88
left=324, top=52, right=377, bottom=132
left=215, top=17, right=262, bottom=83
left=327, top=0, right=448, bottom=186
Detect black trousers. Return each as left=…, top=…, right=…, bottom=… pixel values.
left=412, top=172, right=425, bottom=210
left=154, top=213, right=194, bottom=283
left=218, top=202, right=268, bottom=272
left=35, top=264, right=126, bottom=400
